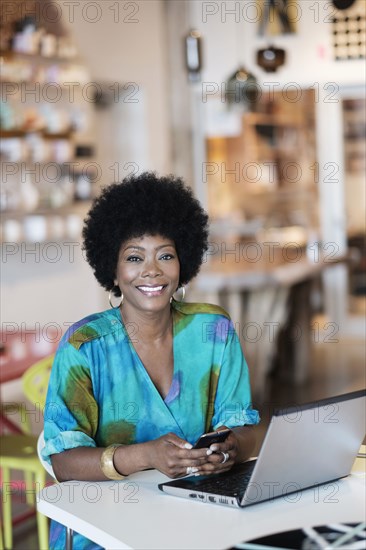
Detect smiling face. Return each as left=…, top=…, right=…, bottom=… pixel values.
left=115, top=234, right=180, bottom=314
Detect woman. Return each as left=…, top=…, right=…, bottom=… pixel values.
left=43, top=172, right=259, bottom=549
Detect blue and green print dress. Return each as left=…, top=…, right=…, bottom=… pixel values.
left=43, top=301, right=259, bottom=549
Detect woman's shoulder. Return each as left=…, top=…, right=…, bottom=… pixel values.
left=60, top=309, right=121, bottom=351
left=172, top=301, right=231, bottom=320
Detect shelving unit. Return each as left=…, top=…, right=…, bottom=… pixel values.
left=0, top=43, right=95, bottom=243
left=205, top=89, right=318, bottom=246
left=0, top=0, right=96, bottom=243
left=0, top=130, right=72, bottom=139
left=342, top=97, right=366, bottom=236
left=342, top=97, right=366, bottom=302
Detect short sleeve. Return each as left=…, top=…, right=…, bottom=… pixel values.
left=211, top=323, right=260, bottom=429
left=42, top=341, right=98, bottom=465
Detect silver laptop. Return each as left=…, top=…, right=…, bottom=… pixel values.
left=159, top=389, right=366, bottom=508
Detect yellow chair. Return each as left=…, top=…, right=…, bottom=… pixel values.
left=0, top=355, right=54, bottom=550
left=22, top=356, right=54, bottom=410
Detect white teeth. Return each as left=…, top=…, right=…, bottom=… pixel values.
left=138, top=286, right=164, bottom=292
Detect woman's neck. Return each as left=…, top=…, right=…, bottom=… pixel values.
left=119, top=304, right=173, bottom=344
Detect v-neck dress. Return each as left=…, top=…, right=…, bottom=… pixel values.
left=43, top=301, right=259, bottom=549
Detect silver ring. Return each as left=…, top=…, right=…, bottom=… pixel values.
left=220, top=452, right=229, bottom=464
left=186, top=466, right=193, bottom=475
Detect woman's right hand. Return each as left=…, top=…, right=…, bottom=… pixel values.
left=146, top=433, right=209, bottom=478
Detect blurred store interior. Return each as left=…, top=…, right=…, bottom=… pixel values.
left=0, top=0, right=365, bottom=545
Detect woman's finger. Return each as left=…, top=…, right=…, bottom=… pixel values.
left=164, top=432, right=194, bottom=449
left=194, top=459, right=234, bottom=476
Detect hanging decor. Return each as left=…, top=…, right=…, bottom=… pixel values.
left=332, top=0, right=357, bottom=9
left=257, top=0, right=298, bottom=36
left=257, top=45, right=286, bottom=72
left=225, top=66, right=259, bottom=111
left=184, top=29, right=203, bottom=82
left=256, top=1, right=290, bottom=72
left=332, top=13, right=366, bottom=60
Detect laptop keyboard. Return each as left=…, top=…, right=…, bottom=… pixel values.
left=185, top=462, right=256, bottom=497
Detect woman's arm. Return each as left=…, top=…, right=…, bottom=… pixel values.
left=51, top=433, right=212, bottom=482
left=51, top=444, right=150, bottom=482
left=231, top=425, right=256, bottom=462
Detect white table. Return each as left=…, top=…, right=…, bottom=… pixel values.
left=37, top=468, right=365, bottom=550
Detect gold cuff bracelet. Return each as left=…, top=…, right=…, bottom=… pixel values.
left=100, top=444, right=126, bottom=480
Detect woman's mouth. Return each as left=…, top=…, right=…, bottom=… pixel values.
left=136, top=285, right=167, bottom=296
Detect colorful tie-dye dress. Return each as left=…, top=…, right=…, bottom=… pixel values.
left=43, top=301, right=259, bottom=549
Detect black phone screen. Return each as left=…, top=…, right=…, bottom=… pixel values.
left=192, top=429, right=231, bottom=449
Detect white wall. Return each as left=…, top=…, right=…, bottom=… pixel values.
left=60, top=0, right=171, bottom=176
left=1, top=240, right=103, bottom=327
left=187, top=0, right=365, bottom=86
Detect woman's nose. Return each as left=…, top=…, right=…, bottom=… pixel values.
left=141, top=259, right=162, bottom=277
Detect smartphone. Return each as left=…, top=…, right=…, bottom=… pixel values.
left=192, top=428, right=231, bottom=449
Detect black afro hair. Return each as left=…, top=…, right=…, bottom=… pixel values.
left=82, top=172, right=209, bottom=295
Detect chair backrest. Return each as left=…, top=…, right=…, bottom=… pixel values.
left=22, top=355, right=56, bottom=479
left=22, top=354, right=54, bottom=408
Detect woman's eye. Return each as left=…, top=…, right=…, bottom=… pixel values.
left=126, top=256, right=142, bottom=262
left=160, top=253, right=174, bottom=260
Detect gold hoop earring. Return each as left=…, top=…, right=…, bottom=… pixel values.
left=108, top=289, right=123, bottom=309
left=170, top=285, right=185, bottom=303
